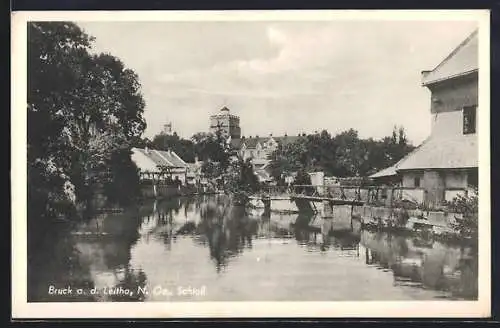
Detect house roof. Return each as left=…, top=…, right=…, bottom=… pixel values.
left=370, top=133, right=478, bottom=176
left=396, top=134, right=477, bottom=171
left=369, top=165, right=398, bottom=179
left=132, top=147, right=188, bottom=172
left=369, top=154, right=411, bottom=178
left=274, top=136, right=304, bottom=146
left=230, top=135, right=305, bottom=149
left=421, top=29, right=478, bottom=86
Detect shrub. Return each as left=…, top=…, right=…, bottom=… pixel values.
left=447, top=189, right=478, bottom=240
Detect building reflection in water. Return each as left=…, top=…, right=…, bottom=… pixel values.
left=31, top=195, right=478, bottom=301
left=360, top=230, right=478, bottom=300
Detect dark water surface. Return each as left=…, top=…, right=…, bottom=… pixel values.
left=29, top=195, right=478, bottom=302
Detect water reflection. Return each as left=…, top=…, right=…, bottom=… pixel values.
left=29, top=195, right=478, bottom=302
left=360, top=230, right=478, bottom=299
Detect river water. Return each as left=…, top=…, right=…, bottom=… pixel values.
left=28, top=195, right=478, bottom=302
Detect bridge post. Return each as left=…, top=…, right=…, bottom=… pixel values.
left=322, top=200, right=333, bottom=218
left=322, top=199, right=334, bottom=235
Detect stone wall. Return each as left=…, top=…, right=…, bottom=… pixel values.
left=351, top=204, right=459, bottom=230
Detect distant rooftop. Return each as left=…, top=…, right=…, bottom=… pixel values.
left=421, top=29, right=478, bottom=86
left=230, top=135, right=305, bottom=149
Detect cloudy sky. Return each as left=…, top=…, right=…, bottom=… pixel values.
left=77, top=19, right=477, bottom=145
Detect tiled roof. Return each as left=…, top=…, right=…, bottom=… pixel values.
left=131, top=147, right=188, bottom=172
left=131, top=148, right=158, bottom=172
left=273, top=136, right=304, bottom=146
left=396, top=134, right=477, bottom=170
left=421, top=29, right=478, bottom=86
left=369, top=165, right=398, bottom=178
left=230, top=135, right=305, bottom=149
left=370, top=133, right=478, bottom=176
left=369, top=155, right=410, bottom=178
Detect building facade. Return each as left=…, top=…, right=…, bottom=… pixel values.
left=370, top=29, right=478, bottom=208
left=231, top=135, right=303, bottom=164
left=209, top=106, right=241, bottom=139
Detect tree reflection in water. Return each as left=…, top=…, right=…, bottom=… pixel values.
left=107, top=267, right=147, bottom=302
left=29, top=195, right=481, bottom=302
left=196, top=196, right=259, bottom=272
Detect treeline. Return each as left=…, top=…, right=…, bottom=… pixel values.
left=28, top=21, right=146, bottom=238
left=137, top=131, right=232, bottom=165
left=267, top=127, right=415, bottom=182
left=142, top=126, right=415, bottom=185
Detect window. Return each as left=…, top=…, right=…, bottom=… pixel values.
left=463, top=106, right=477, bottom=134
left=414, top=177, right=421, bottom=188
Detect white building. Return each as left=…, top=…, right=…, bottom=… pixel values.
left=131, top=147, right=189, bottom=185
left=371, top=29, right=478, bottom=208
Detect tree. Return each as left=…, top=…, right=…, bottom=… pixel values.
left=332, top=129, right=365, bottom=177
left=151, top=132, right=196, bottom=163
left=223, top=156, right=260, bottom=203
left=268, top=137, right=308, bottom=181
left=60, top=52, right=146, bottom=216
left=191, top=130, right=232, bottom=172
left=28, top=22, right=146, bottom=222
left=28, top=22, right=95, bottom=225
left=267, top=127, right=415, bottom=180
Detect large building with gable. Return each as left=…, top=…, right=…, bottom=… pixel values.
left=371, top=29, right=479, bottom=208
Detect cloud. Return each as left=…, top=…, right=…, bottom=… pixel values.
left=77, top=20, right=478, bottom=144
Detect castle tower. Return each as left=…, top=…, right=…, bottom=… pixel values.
left=209, top=106, right=241, bottom=139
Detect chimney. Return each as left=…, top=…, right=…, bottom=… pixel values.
left=195, top=155, right=199, bottom=164
left=145, top=146, right=149, bottom=154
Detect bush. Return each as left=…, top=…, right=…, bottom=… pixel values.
left=447, top=189, right=478, bottom=240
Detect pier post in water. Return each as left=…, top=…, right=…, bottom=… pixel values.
left=322, top=200, right=334, bottom=235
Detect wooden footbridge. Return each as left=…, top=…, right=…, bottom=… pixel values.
left=255, top=185, right=366, bottom=206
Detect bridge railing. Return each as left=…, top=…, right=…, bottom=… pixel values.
left=257, top=185, right=426, bottom=208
